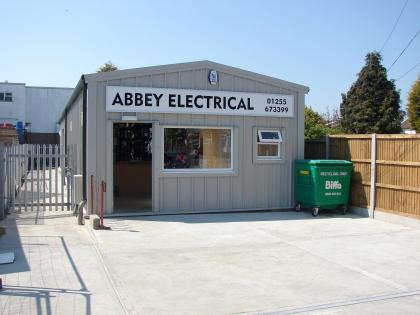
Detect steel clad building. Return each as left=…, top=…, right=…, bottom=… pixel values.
left=59, top=61, right=309, bottom=215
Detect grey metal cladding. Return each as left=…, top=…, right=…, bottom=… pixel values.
left=83, top=61, right=307, bottom=214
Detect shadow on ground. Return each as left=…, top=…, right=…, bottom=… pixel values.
left=106, top=209, right=363, bottom=225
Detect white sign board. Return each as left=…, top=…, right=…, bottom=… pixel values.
left=106, top=86, right=294, bottom=118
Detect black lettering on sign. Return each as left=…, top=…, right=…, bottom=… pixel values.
left=186, top=95, right=193, bottom=108
left=204, top=96, right=212, bottom=108
left=169, top=94, right=176, bottom=107
left=214, top=96, right=222, bottom=109
left=154, top=94, right=163, bottom=107
left=135, top=93, right=143, bottom=106
left=145, top=93, right=153, bottom=106
left=237, top=98, right=246, bottom=110
left=112, top=93, right=124, bottom=105
left=177, top=94, right=185, bottom=107
left=194, top=95, right=203, bottom=108
left=227, top=97, right=236, bottom=109
left=125, top=93, right=133, bottom=106
left=247, top=98, right=254, bottom=110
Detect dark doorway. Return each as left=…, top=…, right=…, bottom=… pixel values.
left=113, top=123, right=152, bottom=212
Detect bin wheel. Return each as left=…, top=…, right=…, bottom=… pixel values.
left=295, top=203, right=302, bottom=212
left=312, top=207, right=319, bottom=217
left=341, top=205, right=348, bottom=215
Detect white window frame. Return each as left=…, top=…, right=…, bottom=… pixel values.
left=161, top=125, right=235, bottom=175
left=257, top=129, right=282, bottom=143
left=254, top=127, right=284, bottom=163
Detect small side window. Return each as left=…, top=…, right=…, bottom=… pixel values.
left=0, top=92, right=4, bottom=101
left=256, top=129, right=282, bottom=160
left=4, top=92, right=13, bottom=102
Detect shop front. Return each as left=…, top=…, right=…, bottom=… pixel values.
left=59, top=61, right=309, bottom=215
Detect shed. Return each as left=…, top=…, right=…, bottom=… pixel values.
left=59, top=61, right=309, bottom=215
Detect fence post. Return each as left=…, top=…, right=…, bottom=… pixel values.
left=0, top=143, right=5, bottom=219
left=325, top=135, right=330, bottom=159
left=369, top=134, right=377, bottom=218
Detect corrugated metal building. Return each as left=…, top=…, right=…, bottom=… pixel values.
left=59, top=61, right=309, bottom=215
left=0, top=82, right=73, bottom=143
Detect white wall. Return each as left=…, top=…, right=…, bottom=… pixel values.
left=25, top=87, right=73, bottom=133
left=0, top=83, right=26, bottom=125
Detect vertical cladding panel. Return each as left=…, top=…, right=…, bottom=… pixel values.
left=161, top=177, right=178, bottom=212
left=206, top=177, right=219, bottom=210
left=243, top=116, right=257, bottom=209
left=66, top=93, right=83, bottom=175
left=232, top=116, right=245, bottom=209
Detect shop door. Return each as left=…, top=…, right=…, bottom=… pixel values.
left=113, top=123, right=153, bottom=212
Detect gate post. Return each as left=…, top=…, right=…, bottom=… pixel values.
left=369, top=134, right=377, bottom=218
left=0, top=143, right=5, bottom=219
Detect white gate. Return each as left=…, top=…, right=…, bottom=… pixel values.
left=4, top=144, right=74, bottom=213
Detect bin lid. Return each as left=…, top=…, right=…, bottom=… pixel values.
left=295, top=159, right=353, bottom=166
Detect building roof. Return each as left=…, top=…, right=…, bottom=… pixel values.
left=59, top=60, right=310, bottom=123
left=84, top=60, right=310, bottom=93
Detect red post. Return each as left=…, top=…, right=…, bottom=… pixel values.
left=100, top=181, right=105, bottom=227
left=90, top=175, right=94, bottom=214
left=98, top=181, right=110, bottom=230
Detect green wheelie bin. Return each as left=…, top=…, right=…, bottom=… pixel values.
left=295, top=160, right=353, bottom=216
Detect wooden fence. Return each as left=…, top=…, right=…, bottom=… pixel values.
left=305, top=135, right=420, bottom=219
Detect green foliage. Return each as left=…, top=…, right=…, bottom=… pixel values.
left=97, top=61, right=118, bottom=73
left=407, top=77, right=420, bottom=132
left=305, top=107, right=328, bottom=140
left=340, top=52, right=403, bottom=134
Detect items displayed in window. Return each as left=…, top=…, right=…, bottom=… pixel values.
left=164, top=127, right=232, bottom=170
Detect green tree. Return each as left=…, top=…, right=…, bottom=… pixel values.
left=97, top=61, right=118, bottom=73
left=305, top=107, right=328, bottom=140
left=340, top=52, right=403, bottom=134
left=407, top=77, right=420, bottom=132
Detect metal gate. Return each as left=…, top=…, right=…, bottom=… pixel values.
left=4, top=144, right=74, bottom=213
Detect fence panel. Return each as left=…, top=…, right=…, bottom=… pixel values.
left=305, top=134, right=420, bottom=219
left=374, top=136, right=420, bottom=218
left=304, top=139, right=326, bottom=159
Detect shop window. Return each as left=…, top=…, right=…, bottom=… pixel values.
left=0, top=92, right=13, bottom=102
left=256, top=129, right=282, bottom=159
left=163, top=127, right=232, bottom=170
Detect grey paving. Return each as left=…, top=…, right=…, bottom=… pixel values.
left=92, top=211, right=420, bottom=315
left=2, top=210, right=420, bottom=314
left=0, top=211, right=124, bottom=315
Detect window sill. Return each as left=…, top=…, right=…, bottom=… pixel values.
left=253, top=158, right=285, bottom=165
left=160, top=169, right=238, bottom=177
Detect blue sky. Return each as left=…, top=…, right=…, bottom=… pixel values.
left=2, top=0, right=419, bottom=115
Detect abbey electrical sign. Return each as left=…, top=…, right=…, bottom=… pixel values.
left=106, top=86, right=294, bottom=118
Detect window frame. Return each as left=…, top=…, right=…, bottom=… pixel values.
left=257, top=129, right=282, bottom=143
left=0, top=92, right=4, bottom=102
left=161, top=125, right=235, bottom=175
left=253, top=127, right=285, bottom=164
left=4, top=92, right=13, bottom=102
